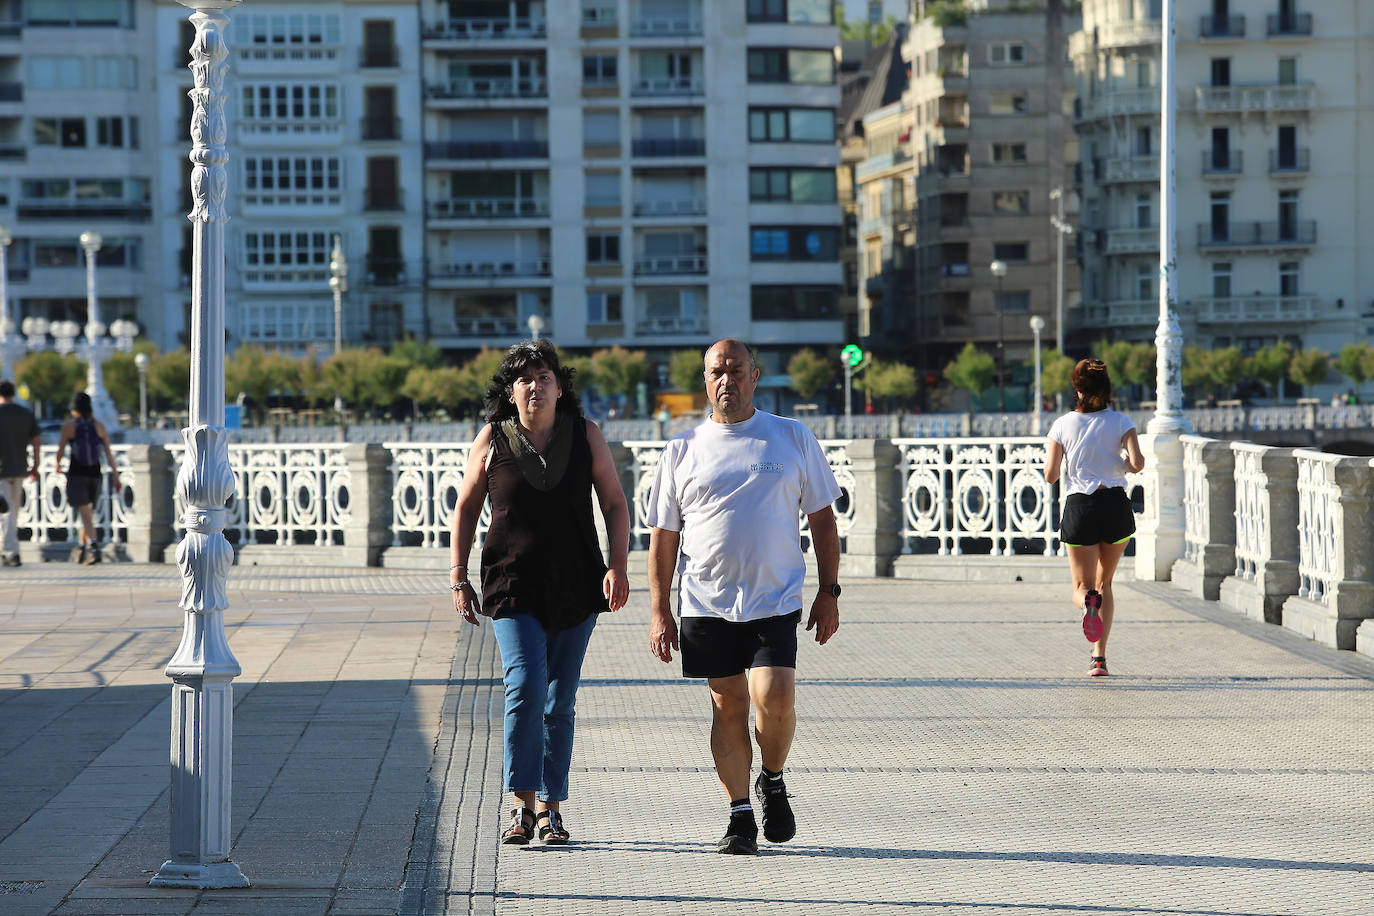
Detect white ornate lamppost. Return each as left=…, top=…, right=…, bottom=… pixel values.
left=329, top=234, right=346, bottom=415
left=150, top=0, right=249, bottom=890
left=990, top=259, right=1008, bottom=411
left=0, top=224, right=21, bottom=380
left=135, top=351, right=150, bottom=430
left=1030, top=315, right=1045, bottom=434
left=527, top=312, right=545, bottom=340
left=75, top=231, right=134, bottom=434
left=1049, top=187, right=1074, bottom=411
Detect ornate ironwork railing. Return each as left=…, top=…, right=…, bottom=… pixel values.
left=16, top=445, right=134, bottom=547
left=385, top=442, right=490, bottom=549
left=1294, top=451, right=1339, bottom=605
left=1230, top=442, right=1271, bottom=581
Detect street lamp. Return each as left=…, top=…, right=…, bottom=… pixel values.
left=135, top=351, right=150, bottom=430
left=328, top=235, right=347, bottom=415
left=990, top=259, right=1008, bottom=411
left=1049, top=188, right=1075, bottom=412
left=1030, top=315, right=1046, bottom=434
left=526, top=313, right=545, bottom=340
left=0, top=223, right=20, bottom=380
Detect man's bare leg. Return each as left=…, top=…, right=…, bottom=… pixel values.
left=709, top=673, right=758, bottom=854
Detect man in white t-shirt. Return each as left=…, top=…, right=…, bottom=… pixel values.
left=647, top=338, right=841, bottom=856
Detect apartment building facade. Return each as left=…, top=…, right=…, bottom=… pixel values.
left=0, top=0, right=163, bottom=340
left=856, top=0, right=1078, bottom=397
left=1072, top=0, right=1374, bottom=365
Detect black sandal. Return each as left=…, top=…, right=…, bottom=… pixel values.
left=537, top=810, right=569, bottom=845
left=501, top=806, right=535, bottom=845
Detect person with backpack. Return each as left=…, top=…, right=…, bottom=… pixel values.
left=55, top=391, right=120, bottom=565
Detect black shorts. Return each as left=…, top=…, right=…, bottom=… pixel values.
left=679, top=610, right=801, bottom=679
left=1060, top=487, right=1135, bottom=547
left=65, top=475, right=101, bottom=510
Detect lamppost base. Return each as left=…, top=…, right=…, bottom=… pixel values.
left=150, top=860, right=250, bottom=889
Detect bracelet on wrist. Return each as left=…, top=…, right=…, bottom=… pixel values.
left=449, top=563, right=466, bottom=571
left=449, top=581, right=470, bottom=592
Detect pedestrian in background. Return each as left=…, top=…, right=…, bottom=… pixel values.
left=647, top=338, right=842, bottom=855
left=1044, top=359, right=1145, bottom=677
left=0, top=379, right=40, bottom=567
left=449, top=339, right=630, bottom=847
left=54, top=392, right=120, bottom=565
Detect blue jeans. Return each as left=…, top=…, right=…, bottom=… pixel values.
left=491, top=612, right=598, bottom=802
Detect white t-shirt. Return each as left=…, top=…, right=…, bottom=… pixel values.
left=1047, top=409, right=1136, bottom=496
left=646, top=410, right=842, bottom=622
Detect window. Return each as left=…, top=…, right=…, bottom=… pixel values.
left=29, top=56, right=87, bottom=89
left=749, top=168, right=837, bottom=203
left=585, top=172, right=620, bottom=206
left=747, top=49, right=834, bottom=84
left=988, top=42, right=1027, bottom=65
left=1276, top=124, right=1298, bottom=169
left=33, top=118, right=86, bottom=147
left=1211, top=262, right=1232, bottom=297
left=26, top=0, right=129, bottom=27
left=750, top=286, right=840, bottom=321
left=1135, top=193, right=1152, bottom=228
left=1210, top=126, right=1231, bottom=169
left=21, top=177, right=144, bottom=202
left=240, top=84, right=340, bottom=121
left=748, top=108, right=834, bottom=142
left=1135, top=264, right=1153, bottom=300
left=750, top=226, right=840, bottom=261
left=587, top=291, right=622, bottom=323
left=241, top=231, right=333, bottom=283
left=990, top=92, right=1028, bottom=115
left=1136, top=59, right=1152, bottom=89
left=1277, top=57, right=1296, bottom=86
left=1279, top=261, right=1300, bottom=296
left=1210, top=58, right=1230, bottom=87
left=583, top=110, right=619, bottom=144
left=243, top=156, right=342, bottom=206
left=1278, top=190, right=1299, bottom=239
left=1210, top=192, right=1231, bottom=240
left=991, top=142, right=1027, bottom=163
left=1134, top=126, right=1151, bottom=156
left=587, top=233, right=620, bottom=264
left=583, top=54, right=617, bottom=86
left=992, top=242, right=1029, bottom=263
left=240, top=12, right=341, bottom=46
left=92, top=56, right=137, bottom=89
left=746, top=0, right=832, bottom=24
left=995, top=291, right=1030, bottom=314
left=95, top=116, right=136, bottom=149
left=992, top=191, right=1029, bottom=214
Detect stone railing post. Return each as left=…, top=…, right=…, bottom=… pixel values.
left=342, top=443, right=391, bottom=566
left=1282, top=451, right=1374, bottom=650
left=1170, top=435, right=1235, bottom=599
left=1219, top=443, right=1298, bottom=625
left=839, top=439, right=901, bottom=576
left=1133, top=434, right=1186, bottom=580
left=122, top=444, right=174, bottom=563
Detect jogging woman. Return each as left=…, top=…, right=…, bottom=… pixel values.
left=1044, top=359, right=1145, bottom=677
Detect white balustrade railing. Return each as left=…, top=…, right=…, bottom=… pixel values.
left=1294, top=451, right=1340, bottom=605
left=385, top=442, right=490, bottom=550
left=166, top=443, right=352, bottom=548
left=1180, top=436, right=1209, bottom=564
left=623, top=439, right=855, bottom=552
left=17, top=445, right=134, bottom=547
left=1231, top=442, right=1269, bottom=581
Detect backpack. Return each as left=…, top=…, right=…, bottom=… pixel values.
left=71, top=418, right=101, bottom=467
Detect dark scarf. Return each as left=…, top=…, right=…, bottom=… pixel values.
left=499, top=413, right=572, bottom=492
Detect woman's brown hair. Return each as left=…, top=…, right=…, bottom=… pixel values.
left=1071, top=358, right=1112, bottom=413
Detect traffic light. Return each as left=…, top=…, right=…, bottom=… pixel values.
left=841, top=344, right=864, bottom=367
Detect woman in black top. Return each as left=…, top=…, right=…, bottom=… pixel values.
left=450, top=340, right=630, bottom=846
left=55, top=391, right=120, bottom=565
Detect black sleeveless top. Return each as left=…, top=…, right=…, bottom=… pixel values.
left=480, top=416, right=608, bottom=632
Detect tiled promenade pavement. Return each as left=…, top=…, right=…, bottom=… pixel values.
left=0, top=565, right=1371, bottom=916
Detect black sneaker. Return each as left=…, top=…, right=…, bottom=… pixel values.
left=2, top=555, right=19, bottom=567
left=755, top=771, right=796, bottom=843
left=716, top=811, right=758, bottom=855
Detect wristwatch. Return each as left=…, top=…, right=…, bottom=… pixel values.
left=820, top=583, right=841, bottom=599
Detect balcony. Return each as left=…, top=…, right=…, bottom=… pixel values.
left=1103, top=226, right=1158, bottom=255
left=0, top=81, right=20, bottom=102
left=1199, top=15, right=1245, bottom=38
left=434, top=316, right=522, bottom=337
left=422, top=18, right=546, bottom=41
left=428, top=198, right=549, bottom=220
left=631, top=76, right=703, bottom=97
left=365, top=258, right=408, bottom=286
left=424, top=140, right=548, bottom=160
left=634, top=255, right=707, bottom=276
left=17, top=200, right=151, bottom=220
left=1191, top=295, right=1320, bottom=324
left=1102, top=156, right=1159, bottom=184
left=582, top=6, right=617, bottom=28
left=1192, top=84, right=1315, bottom=114
left=360, top=45, right=399, bottom=68
left=1196, top=220, right=1317, bottom=249
left=239, top=120, right=343, bottom=143
left=939, top=262, right=971, bottom=278
left=855, top=150, right=911, bottom=183
left=1069, top=18, right=1161, bottom=58
left=631, top=138, right=704, bottom=157
left=0, top=143, right=22, bottom=160
left=1201, top=150, right=1243, bottom=176
left=425, top=78, right=547, bottom=101
left=1270, top=148, right=1310, bottom=175
left=630, top=18, right=702, bottom=37
left=858, top=216, right=885, bottom=237
left=363, top=189, right=403, bottom=212
left=360, top=117, right=401, bottom=141
left=632, top=198, right=706, bottom=217
left=635, top=315, right=709, bottom=336
left=1267, top=13, right=1312, bottom=36
left=235, top=45, right=340, bottom=73
left=1080, top=87, right=1159, bottom=120
left=1081, top=299, right=1156, bottom=328
left=429, top=259, right=551, bottom=280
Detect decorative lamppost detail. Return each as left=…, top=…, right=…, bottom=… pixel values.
left=990, top=259, right=1008, bottom=411
left=151, top=0, right=248, bottom=890
left=0, top=224, right=19, bottom=379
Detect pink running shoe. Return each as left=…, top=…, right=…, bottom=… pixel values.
left=1088, top=656, right=1109, bottom=677
left=1081, top=589, right=1104, bottom=643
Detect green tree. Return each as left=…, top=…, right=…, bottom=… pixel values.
left=389, top=336, right=442, bottom=370
left=559, top=348, right=593, bottom=395
left=16, top=351, right=85, bottom=418
left=590, top=346, right=648, bottom=407
left=836, top=5, right=897, bottom=43
left=322, top=349, right=410, bottom=415
left=102, top=341, right=158, bottom=415
left=226, top=346, right=299, bottom=422
left=1181, top=346, right=1211, bottom=396
left=1206, top=346, right=1245, bottom=398
left=1039, top=348, right=1075, bottom=401
left=668, top=349, right=704, bottom=393
left=927, top=1, right=968, bottom=28
left=1245, top=341, right=1292, bottom=401
left=1334, top=342, right=1371, bottom=388
left=1288, top=347, right=1330, bottom=390
left=456, top=347, right=507, bottom=410
left=1121, top=343, right=1158, bottom=390
left=943, top=342, right=996, bottom=399
left=148, top=349, right=191, bottom=413
left=856, top=359, right=917, bottom=410
left=786, top=348, right=834, bottom=400
left=402, top=366, right=465, bottom=416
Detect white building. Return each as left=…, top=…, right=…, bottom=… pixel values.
left=416, top=0, right=843, bottom=393
left=1072, top=0, right=1374, bottom=373
left=155, top=0, right=423, bottom=354
left=0, top=0, right=163, bottom=341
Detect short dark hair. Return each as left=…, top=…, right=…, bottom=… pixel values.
left=70, top=391, right=93, bottom=418
left=0, top=379, right=14, bottom=398
left=1072, top=358, right=1113, bottom=413
left=482, top=339, right=583, bottom=424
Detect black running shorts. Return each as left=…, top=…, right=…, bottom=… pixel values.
left=1060, top=486, right=1135, bottom=547
left=679, top=610, right=802, bottom=679
left=65, top=475, right=101, bottom=510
